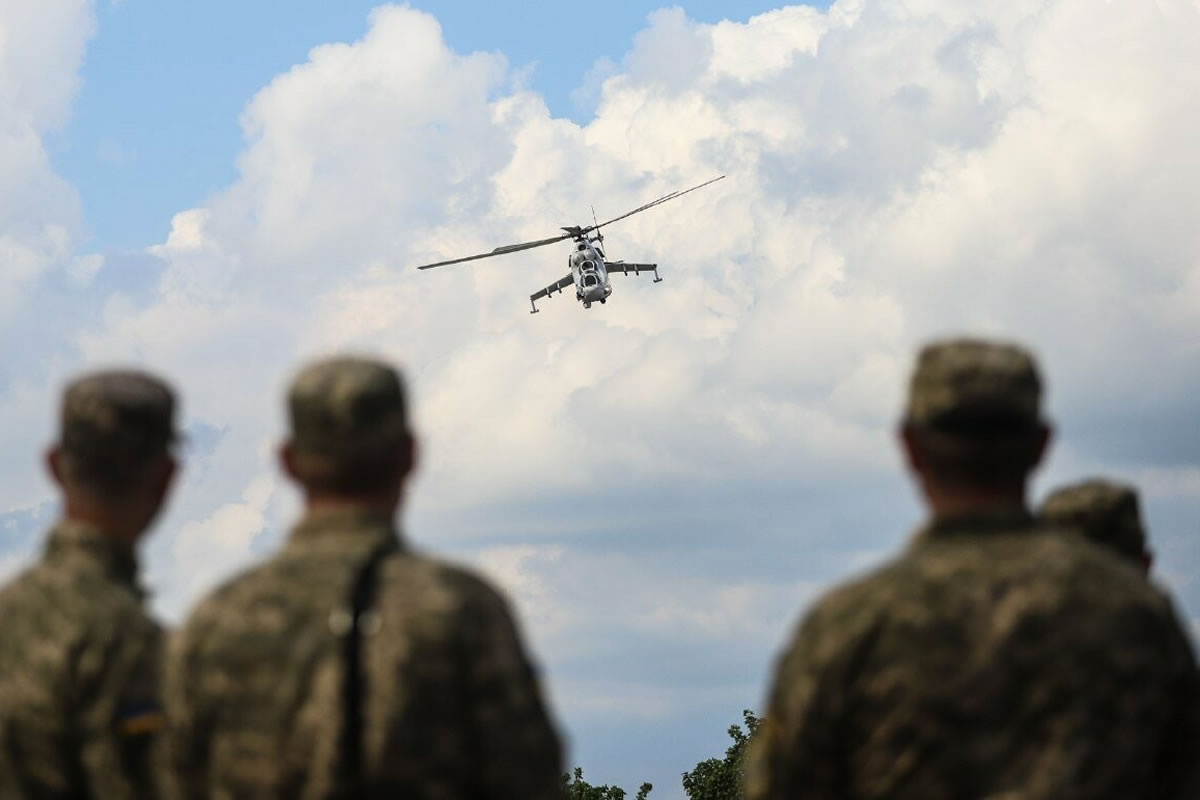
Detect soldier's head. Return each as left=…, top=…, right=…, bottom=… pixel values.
left=279, top=355, right=417, bottom=506
left=1039, top=479, right=1152, bottom=575
left=47, top=369, right=181, bottom=539
left=898, top=337, right=1052, bottom=507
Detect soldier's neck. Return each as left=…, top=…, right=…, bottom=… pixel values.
left=924, top=482, right=1028, bottom=520
left=304, top=490, right=400, bottom=517
left=61, top=494, right=143, bottom=546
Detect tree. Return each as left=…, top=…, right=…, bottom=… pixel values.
left=563, top=766, right=653, bottom=800
left=680, top=709, right=762, bottom=800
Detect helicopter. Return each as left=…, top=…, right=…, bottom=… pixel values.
left=414, top=175, right=725, bottom=313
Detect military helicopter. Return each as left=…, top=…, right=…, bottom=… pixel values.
left=414, top=175, right=725, bottom=313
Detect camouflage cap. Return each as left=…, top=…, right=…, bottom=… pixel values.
left=59, top=369, right=179, bottom=461
left=903, top=337, right=1043, bottom=433
left=286, top=355, right=409, bottom=459
left=1039, top=479, right=1148, bottom=562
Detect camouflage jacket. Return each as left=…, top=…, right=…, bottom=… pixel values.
left=159, top=507, right=564, bottom=799
left=0, top=520, right=164, bottom=799
left=743, top=510, right=1199, bottom=800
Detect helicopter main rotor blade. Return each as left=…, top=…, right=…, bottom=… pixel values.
left=414, top=232, right=573, bottom=270
left=585, top=174, right=725, bottom=234
left=414, top=175, right=724, bottom=270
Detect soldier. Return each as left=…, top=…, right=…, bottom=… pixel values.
left=159, top=355, right=564, bottom=799
left=1040, top=479, right=1200, bottom=798
left=0, top=370, right=181, bottom=799
left=743, top=337, right=1199, bottom=799
left=1039, top=478, right=1153, bottom=575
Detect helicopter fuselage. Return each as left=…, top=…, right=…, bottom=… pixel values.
left=569, top=239, right=612, bottom=307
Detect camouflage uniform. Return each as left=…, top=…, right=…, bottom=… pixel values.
left=0, top=371, right=177, bottom=799
left=160, top=357, right=564, bottom=799
left=1039, top=479, right=1149, bottom=565
left=743, top=338, right=1200, bottom=800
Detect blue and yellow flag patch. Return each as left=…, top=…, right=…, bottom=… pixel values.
left=114, top=700, right=164, bottom=736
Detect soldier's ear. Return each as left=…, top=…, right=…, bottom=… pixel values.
left=399, top=432, right=418, bottom=479
left=144, top=455, right=178, bottom=506
left=279, top=442, right=299, bottom=482
left=1029, top=422, right=1053, bottom=470
left=897, top=424, right=923, bottom=474
left=158, top=455, right=178, bottom=491
left=46, top=446, right=65, bottom=488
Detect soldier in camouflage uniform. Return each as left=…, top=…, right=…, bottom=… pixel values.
left=743, top=337, right=1200, bottom=800
left=0, top=370, right=181, bottom=799
left=1039, top=478, right=1153, bottom=575
left=159, top=355, right=564, bottom=799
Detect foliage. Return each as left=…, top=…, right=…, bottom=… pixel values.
left=563, top=766, right=652, bottom=800
left=680, top=709, right=763, bottom=800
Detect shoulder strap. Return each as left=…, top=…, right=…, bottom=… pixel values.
left=336, top=541, right=394, bottom=799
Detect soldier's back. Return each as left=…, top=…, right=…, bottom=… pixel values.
left=162, top=508, right=562, bottom=799
left=0, top=524, right=162, bottom=800
left=751, top=512, right=1198, bottom=800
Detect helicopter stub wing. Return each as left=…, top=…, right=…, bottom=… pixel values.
left=606, top=261, right=657, bottom=274
left=606, top=261, right=662, bottom=282
left=529, top=274, right=575, bottom=314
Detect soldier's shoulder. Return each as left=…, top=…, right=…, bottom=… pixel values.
left=1070, top=540, right=1187, bottom=622
left=787, top=557, right=912, bottom=649
left=0, top=558, right=158, bottom=633
left=384, top=551, right=516, bottom=617
left=172, top=559, right=278, bottom=640
left=0, top=563, right=42, bottom=607
left=1034, top=529, right=1165, bottom=600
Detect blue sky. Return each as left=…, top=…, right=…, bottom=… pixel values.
left=3, top=1, right=1200, bottom=798
left=50, top=0, right=819, bottom=252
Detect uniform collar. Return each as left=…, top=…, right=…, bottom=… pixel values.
left=908, top=507, right=1038, bottom=548
left=285, top=506, right=404, bottom=554
left=43, top=518, right=141, bottom=592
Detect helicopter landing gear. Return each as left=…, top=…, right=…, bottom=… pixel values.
left=600, top=298, right=606, bottom=304
left=583, top=301, right=592, bottom=309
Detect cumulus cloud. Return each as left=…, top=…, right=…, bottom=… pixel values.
left=0, top=0, right=97, bottom=554
left=0, top=0, right=94, bottom=319
left=4, top=0, right=1200, bottom=794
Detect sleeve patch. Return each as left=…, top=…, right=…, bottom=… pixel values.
left=114, top=700, right=164, bottom=736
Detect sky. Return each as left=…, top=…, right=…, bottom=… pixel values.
left=2, top=0, right=1199, bottom=797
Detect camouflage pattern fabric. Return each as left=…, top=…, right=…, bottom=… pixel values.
left=903, top=337, right=1042, bottom=429
left=159, top=508, right=564, bottom=799
left=286, top=356, right=409, bottom=458
left=0, top=520, right=164, bottom=799
left=59, top=369, right=178, bottom=463
left=1039, top=479, right=1148, bottom=563
left=742, top=511, right=1200, bottom=800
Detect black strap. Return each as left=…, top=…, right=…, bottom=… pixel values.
left=336, top=542, right=393, bottom=799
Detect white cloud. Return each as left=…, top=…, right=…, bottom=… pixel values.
left=468, top=543, right=817, bottom=658
left=0, top=3, right=96, bottom=554
left=165, top=472, right=281, bottom=615
left=0, top=0, right=93, bottom=321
